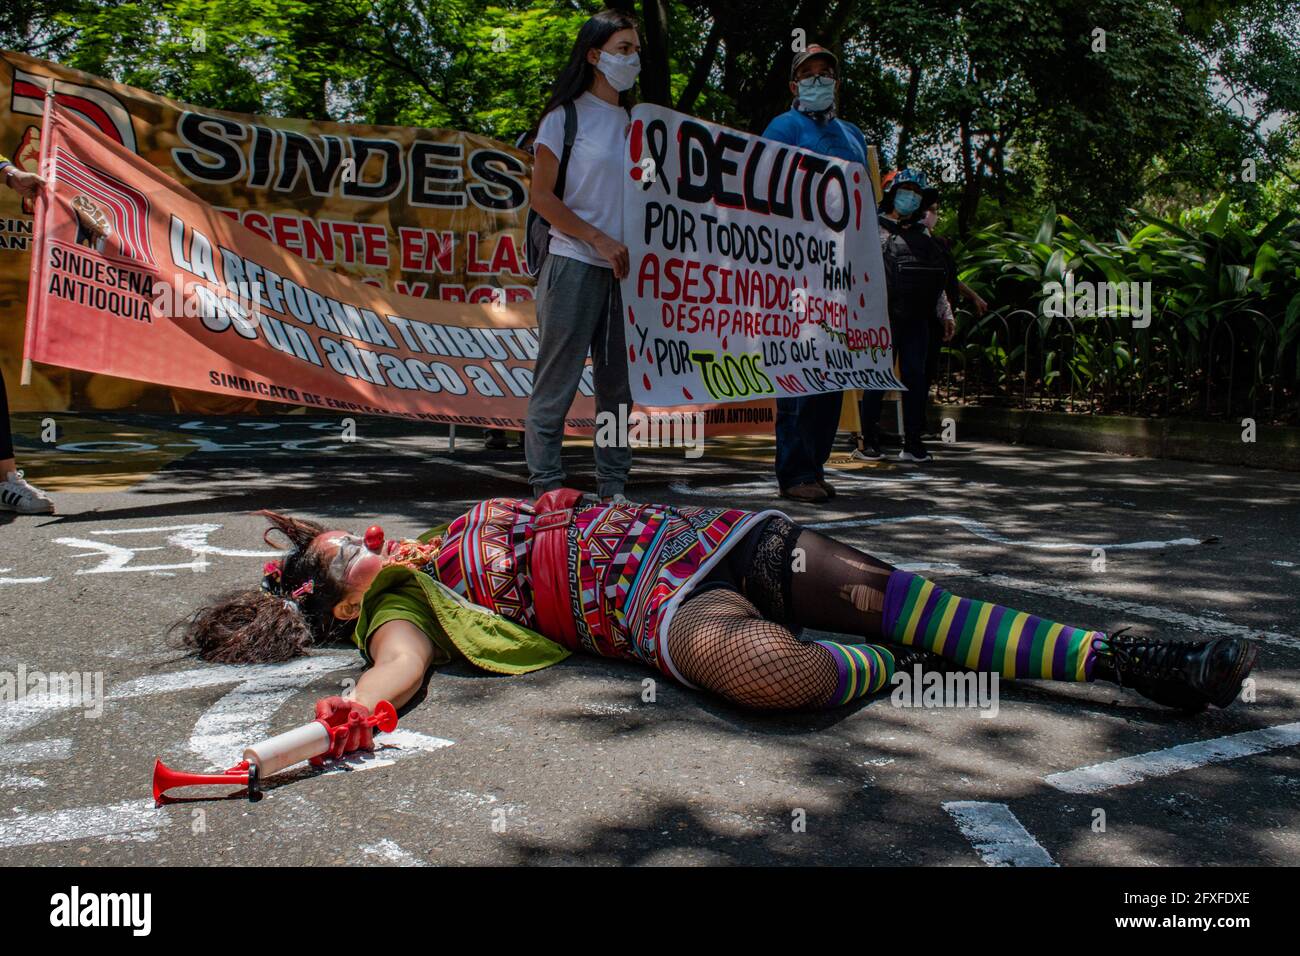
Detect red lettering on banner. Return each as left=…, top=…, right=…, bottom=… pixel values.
left=361, top=224, right=389, bottom=267
left=273, top=216, right=302, bottom=255
left=399, top=227, right=454, bottom=273
left=466, top=233, right=490, bottom=274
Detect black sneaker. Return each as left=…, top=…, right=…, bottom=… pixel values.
left=899, top=446, right=933, bottom=463
left=1093, top=631, right=1259, bottom=711
left=852, top=440, right=884, bottom=461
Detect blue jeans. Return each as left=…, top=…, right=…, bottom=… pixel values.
left=774, top=390, right=844, bottom=489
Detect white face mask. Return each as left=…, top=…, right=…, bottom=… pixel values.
left=922, top=209, right=938, bottom=230
left=597, top=50, right=641, bottom=92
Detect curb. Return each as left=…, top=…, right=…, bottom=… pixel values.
left=928, top=404, right=1300, bottom=472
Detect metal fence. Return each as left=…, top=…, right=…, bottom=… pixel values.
left=932, top=307, right=1297, bottom=424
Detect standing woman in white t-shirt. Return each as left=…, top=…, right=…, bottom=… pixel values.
left=525, top=9, right=640, bottom=502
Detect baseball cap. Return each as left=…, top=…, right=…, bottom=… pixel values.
left=790, top=44, right=838, bottom=80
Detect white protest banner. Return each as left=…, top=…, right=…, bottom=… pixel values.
left=621, top=103, right=900, bottom=407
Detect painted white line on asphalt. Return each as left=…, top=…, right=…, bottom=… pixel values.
left=806, top=513, right=1203, bottom=551
left=0, top=738, right=72, bottom=764
left=0, top=772, right=47, bottom=790
left=0, top=654, right=358, bottom=744
left=0, top=568, right=51, bottom=585
left=0, top=799, right=164, bottom=849
left=668, top=472, right=951, bottom=498
left=821, top=465, right=962, bottom=484
left=1046, top=722, right=1300, bottom=794
left=942, top=801, right=1056, bottom=867
left=424, top=456, right=529, bottom=486
left=263, top=731, right=455, bottom=786
left=188, top=656, right=362, bottom=769
left=315, top=730, right=455, bottom=775
left=360, top=838, right=427, bottom=866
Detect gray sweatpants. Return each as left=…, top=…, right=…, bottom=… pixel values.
left=525, top=253, right=632, bottom=498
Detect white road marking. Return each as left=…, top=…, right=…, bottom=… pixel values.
left=188, top=656, right=357, bottom=769
left=0, top=655, right=357, bottom=743
left=0, top=799, right=164, bottom=849
left=0, top=568, right=51, bottom=586
left=668, top=472, right=952, bottom=498
left=54, top=523, right=277, bottom=576
left=360, top=838, right=427, bottom=866
left=0, top=738, right=71, bottom=763
left=0, top=772, right=47, bottom=790
left=424, top=455, right=529, bottom=486
left=1045, top=722, right=1300, bottom=794
left=313, top=730, right=455, bottom=776
left=806, top=513, right=1203, bottom=551
left=254, top=730, right=455, bottom=789
left=943, top=801, right=1056, bottom=867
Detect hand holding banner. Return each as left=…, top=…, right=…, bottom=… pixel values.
left=621, top=104, right=900, bottom=407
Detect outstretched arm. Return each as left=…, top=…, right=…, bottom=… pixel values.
left=350, top=619, right=437, bottom=711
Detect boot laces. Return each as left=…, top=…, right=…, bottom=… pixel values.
left=1105, top=629, right=1187, bottom=683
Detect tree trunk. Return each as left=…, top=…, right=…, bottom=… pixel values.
left=639, top=0, right=672, bottom=107
left=895, top=64, right=921, bottom=169
left=677, top=19, right=723, bottom=114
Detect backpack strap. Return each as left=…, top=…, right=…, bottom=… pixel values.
left=554, top=101, right=578, bottom=201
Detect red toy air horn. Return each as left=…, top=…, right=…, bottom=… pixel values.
left=152, top=700, right=398, bottom=805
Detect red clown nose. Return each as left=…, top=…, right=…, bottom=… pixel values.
left=363, top=525, right=385, bottom=552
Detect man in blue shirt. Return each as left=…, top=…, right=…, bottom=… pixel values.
left=763, top=44, right=868, bottom=504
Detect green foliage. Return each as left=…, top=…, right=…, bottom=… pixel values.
left=949, top=201, right=1300, bottom=419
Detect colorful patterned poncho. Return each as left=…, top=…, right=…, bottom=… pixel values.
left=353, top=496, right=781, bottom=684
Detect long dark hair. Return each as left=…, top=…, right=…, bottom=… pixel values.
left=536, top=8, right=639, bottom=128
left=175, top=510, right=352, bottom=664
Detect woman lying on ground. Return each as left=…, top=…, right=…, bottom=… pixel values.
left=181, top=490, right=1259, bottom=756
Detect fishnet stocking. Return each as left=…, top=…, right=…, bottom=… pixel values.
left=666, top=588, right=838, bottom=710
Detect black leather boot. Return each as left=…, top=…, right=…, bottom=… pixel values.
left=884, top=644, right=955, bottom=674
left=1092, top=631, right=1259, bottom=711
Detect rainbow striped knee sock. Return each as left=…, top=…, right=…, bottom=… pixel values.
left=881, top=571, right=1103, bottom=681
left=813, top=640, right=896, bottom=707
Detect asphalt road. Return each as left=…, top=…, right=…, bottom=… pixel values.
left=1, top=413, right=1297, bottom=866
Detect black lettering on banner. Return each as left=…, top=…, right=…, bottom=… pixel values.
left=676, top=120, right=715, bottom=204
left=644, top=118, right=671, bottom=196
left=742, top=139, right=770, bottom=215
left=344, top=139, right=404, bottom=201
left=712, top=130, right=746, bottom=209
left=250, top=124, right=275, bottom=188
left=410, top=142, right=466, bottom=208
left=173, top=113, right=245, bottom=181
left=275, top=131, right=345, bottom=195
left=468, top=149, right=527, bottom=211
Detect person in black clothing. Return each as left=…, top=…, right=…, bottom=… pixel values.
left=857, top=168, right=953, bottom=463
left=919, top=199, right=989, bottom=403
left=0, top=153, right=55, bottom=514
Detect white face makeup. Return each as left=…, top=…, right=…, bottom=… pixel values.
left=314, top=531, right=386, bottom=615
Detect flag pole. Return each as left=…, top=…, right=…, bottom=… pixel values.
left=20, top=87, right=56, bottom=386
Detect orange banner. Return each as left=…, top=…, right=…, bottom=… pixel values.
left=24, top=99, right=774, bottom=436
left=1, top=49, right=533, bottom=413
